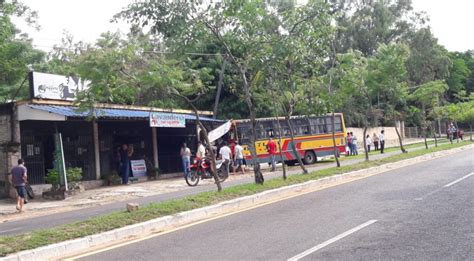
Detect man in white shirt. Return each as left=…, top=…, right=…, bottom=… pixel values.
left=233, top=141, right=246, bottom=174
left=379, top=130, right=385, bottom=154
left=219, top=141, right=232, bottom=175
left=180, top=143, right=191, bottom=177
left=196, top=141, right=206, bottom=159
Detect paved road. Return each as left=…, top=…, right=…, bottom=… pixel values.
left=75, top=147, right=474, bottom=261
left=0, top=142, right=452, bottom=236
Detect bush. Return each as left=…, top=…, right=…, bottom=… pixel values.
left=45, top=167, right=83, bottom=190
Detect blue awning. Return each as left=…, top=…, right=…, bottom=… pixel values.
left=27, top=104, right=221, bottom=122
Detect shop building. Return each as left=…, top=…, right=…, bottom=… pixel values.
left=0, top=72, right=220, bottom=197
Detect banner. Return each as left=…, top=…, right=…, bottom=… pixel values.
left=29, top=72, right=90, bottom=101
left=208, top=120, right=232, bottom=143
left=149, top=112, right=186, bottom=128
left=54, top=133, right=68, bottom=191
left=130, top=160, right=147, bottom=177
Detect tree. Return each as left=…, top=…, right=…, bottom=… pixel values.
left=405, top=28, right=451, bottom=86
left=115, top=0, right=270, bottom=184
left=409, top=80, right=448, bottom=148
left=446, top=52, right=471, bottom=102
left=330, top=0, right=423, bottom=56
left=367, top=43, right=410, bottom=153
left=0, top=0, right=44, bottom=102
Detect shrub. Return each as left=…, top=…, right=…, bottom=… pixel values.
left=45, top=167, right=83, bottom=190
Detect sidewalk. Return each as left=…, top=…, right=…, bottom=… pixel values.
left=0, top=138, right=447, bottom=234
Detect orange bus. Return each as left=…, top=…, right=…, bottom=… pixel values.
left=230, top=114, right=347, bottom=165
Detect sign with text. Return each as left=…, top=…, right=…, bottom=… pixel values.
left=130, top=160, right=147, bottom=177
left=208, top=120, right=232, bottom=143
left=149, top=112, right=186, bottom=128
left=29, top=72, right=90, bottom=101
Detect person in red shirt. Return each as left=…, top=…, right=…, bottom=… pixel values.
left=266, top=138, right=277, bottom=171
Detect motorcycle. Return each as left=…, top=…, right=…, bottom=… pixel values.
left=185, top=157, right=228, bottom=186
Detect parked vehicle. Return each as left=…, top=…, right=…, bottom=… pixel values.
left=185, top=157, right=228, bottom=186
left=231, top=114, right=347, bottom=166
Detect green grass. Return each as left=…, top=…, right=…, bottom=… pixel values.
left=0, top=141, right=471, bottom=257
left=342, top=138, right=449, bottom=160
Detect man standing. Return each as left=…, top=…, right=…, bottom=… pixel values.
left=233, top=141, right=246, bottom=174
left=11, top=159, right=27, bottom=212
left=219, top=141, right=232, bottom=175
left=379, top=130, right=385, bottom=154
left=120, top=144, right=133, bottom=185
left=180, top=143, right=191, bottom=178
left=266, top=138, right=277, bottom=171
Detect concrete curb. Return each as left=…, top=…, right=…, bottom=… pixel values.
left=3, top=143, right=473, bottom=261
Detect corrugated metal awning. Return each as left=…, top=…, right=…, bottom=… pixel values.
left=27, top=104, right=221, bottom=122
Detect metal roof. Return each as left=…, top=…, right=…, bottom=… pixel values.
left=27, top=104, right=221, bottom=122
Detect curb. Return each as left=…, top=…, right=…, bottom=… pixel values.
left=3, top=143, right=473, bottom=261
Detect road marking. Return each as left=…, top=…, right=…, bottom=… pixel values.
left=0, top=227, right=22, bottom=234
left=287, top=219, right=377, bottom=261
left=443, top=172, right=474, bottom=188
left=415, top=172, right=474, bottom=201
left=64, top=179, right=369, bottom=260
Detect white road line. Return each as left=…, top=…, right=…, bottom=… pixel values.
left=0, top=227, right=22, bottom=234
left=444, top=172, right=474, bottom=188
left=287, top=219, right=377, bottom=261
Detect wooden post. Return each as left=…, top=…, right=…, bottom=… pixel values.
left=92, top=120, right=101, bottom=180
left=152, top=127, right=159, bottom=168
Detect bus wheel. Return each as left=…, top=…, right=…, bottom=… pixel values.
left=303, top=151, right=316, bottom=165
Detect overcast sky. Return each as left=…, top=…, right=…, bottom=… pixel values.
left=14, top=0, right=474, bottom=53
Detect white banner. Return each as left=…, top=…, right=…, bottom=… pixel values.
left=30, top=72, right=90, bottom=101
left=149, top=112, right=186, bottom=128
left=208, top=120, right=232, bottom=143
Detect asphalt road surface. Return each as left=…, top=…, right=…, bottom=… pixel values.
left=75, top=147, right=474, bottom=261
left=0, top=144, right=433, bottom=236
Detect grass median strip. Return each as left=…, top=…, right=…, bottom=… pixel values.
left=0, top=141, right=471, bottom=257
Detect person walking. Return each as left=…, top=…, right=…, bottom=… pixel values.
left=373, top=133, right=379, bottom=151
left=119, top=144, right=133, bottom=185
left=366, top=134, right=372, bottom=152
left=180, top=143, right=191, bottom=178
left=346, top=132, right=352, bottom=156
left=219, top=141, right=232, bottom=175
left=351, top=132, right=358, bottom=155
left=379, top=130, right=385, bottom=154
left=266, top=138, right=277, bottom=171
left=233, top=141, right=246, bottom=174
left=10, top=159, right=28, bottom=212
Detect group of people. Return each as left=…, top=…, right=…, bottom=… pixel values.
left=364, top=130, right=385, bottom=153
left=347, top=130, right=386, bottom=155
left=180, top=140, right=247, bottom=178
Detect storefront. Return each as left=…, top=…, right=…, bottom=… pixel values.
left=0, top=72, right=221, bottom=197
left=11, top=101, right=220, bottom=186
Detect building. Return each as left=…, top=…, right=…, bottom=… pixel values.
left=0, top=72, right=220, bottom=197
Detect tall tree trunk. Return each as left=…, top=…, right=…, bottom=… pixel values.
left=470, top=124, right=473, bottom=141
left=454, top=121, right=460, bottom=143
left=437, top=119, right=442, bottom=138
left=286, top=117, right=308, bottom=174
left=212, top=59, right=226, bottom=119
left=363, top=126, right=369, bottom=161
left=331, top=112, right=340, bottom=167
left=433, top=124, right=438, bottom=147
left=239, top=68, right=264, bottom=184
left=423, top=127, right=428, bottom=149
left=177, top=94, right=222, bottom=191
left=269, top=80, right=287, bottom=179
left=395, top=121, right=407, bottom=152
left=275, top=119, right=287, bottom=180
